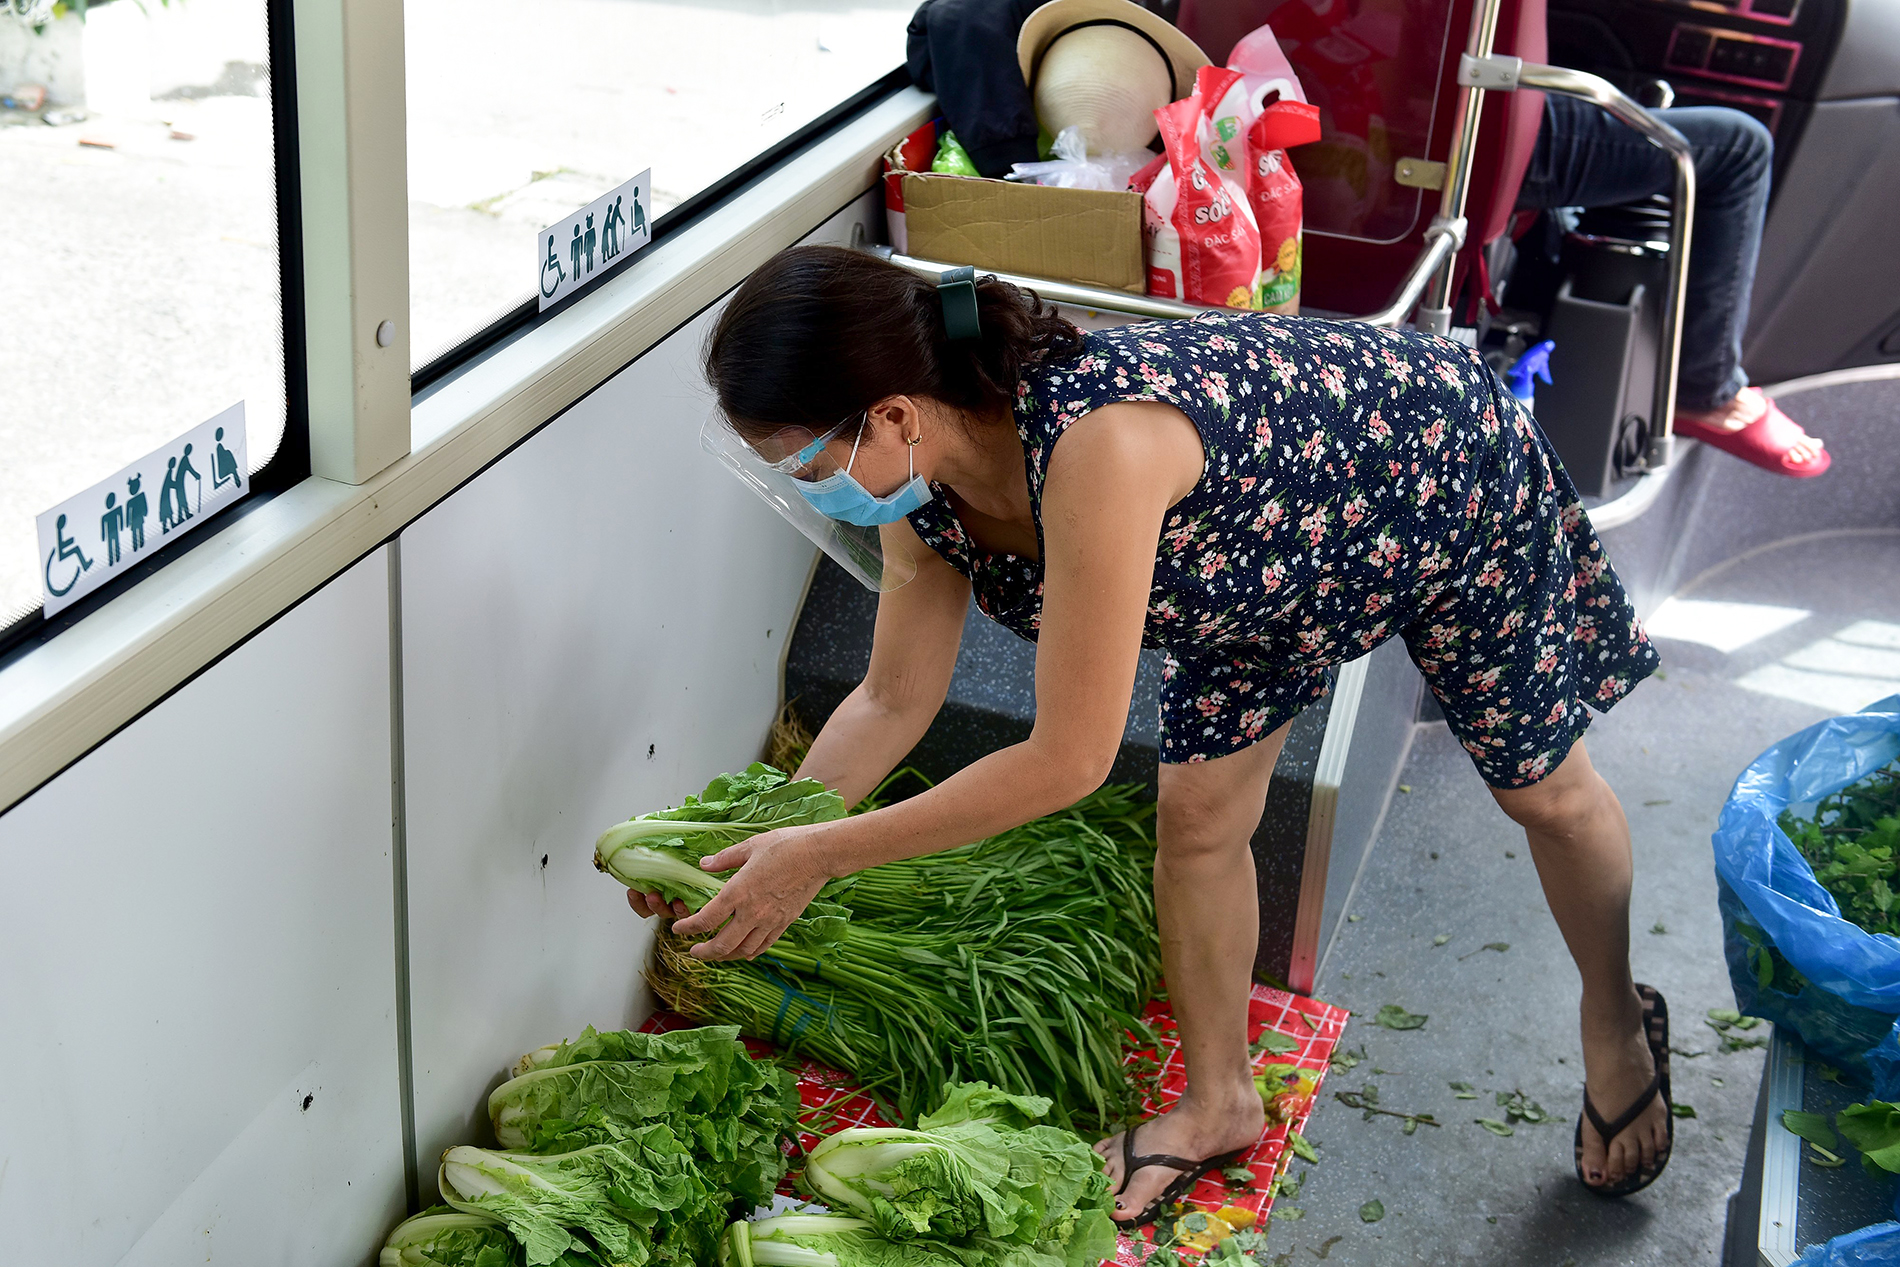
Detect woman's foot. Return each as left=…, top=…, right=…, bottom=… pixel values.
left=1576, top=987, right=1672, bottom=1188
left=1095, top=1087, right=1266, bottom=1222
left=1677, top=387, right=1827, bottom=470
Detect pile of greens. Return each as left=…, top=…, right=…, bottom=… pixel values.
left=380, top=1025, right=797, bottom=1267
left=723, top=1083, right=1116, bottom=1267
left=800, top=1083, right=1115, bottom=1265
left=1782, top=1100, right=1900, bottom=1175
left=1779, top=759, right=1900, bottom=938
left=489, top=1024, right=797, bottom=1210
left=608, top=765, right=1161, bottom=1126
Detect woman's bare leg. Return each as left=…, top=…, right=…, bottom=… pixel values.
left=1095, top=721, right=1291, bottom=1220
left=1490, top=738, right=1671, bottom=1188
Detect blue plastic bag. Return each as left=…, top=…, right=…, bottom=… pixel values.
left=1714, top=695, right=1900, bottom=1095
left=1796, top=1222, right=1900, bottom=1266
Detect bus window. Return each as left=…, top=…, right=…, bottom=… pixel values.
left=0, top=0, right=292, bottom=630
left=404, top=0, right=915, bottom=370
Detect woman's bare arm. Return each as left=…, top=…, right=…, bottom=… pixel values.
left=793, top=518, right=972, bottom=807
left=673, top=401, right=1204, bottom=958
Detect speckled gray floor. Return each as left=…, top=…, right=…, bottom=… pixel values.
left=1267, top=531, right=1900, bottom=1265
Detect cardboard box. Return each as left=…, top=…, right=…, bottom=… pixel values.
left=882, top=121, right=1145, bottom=295
left=900, top=174, right=1146, bottom=295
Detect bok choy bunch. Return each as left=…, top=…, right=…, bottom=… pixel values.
left=487, top=1023, right=796, bottom=1208
left=437, top=1128, right=720, bottom=1267
left=380, top=1207, right=546, bottom=1267
left=800, top=1082, right=1115, bottom=1267
left=595, top=764, right=853, bottom=946
left=720, top=1214, right=1079, bottom=1267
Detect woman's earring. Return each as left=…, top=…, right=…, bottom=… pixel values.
left=907, top=434, right=922, bottom=446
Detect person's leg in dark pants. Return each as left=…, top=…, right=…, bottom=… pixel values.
left=1517, top=94, right=1823, bottom=471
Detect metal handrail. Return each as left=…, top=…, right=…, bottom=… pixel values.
left=882, top=229, right=1463, bottom=332
left=1516, top=61, right=1696, bottom=467
left=1416, top=0, right=1509, bottom=334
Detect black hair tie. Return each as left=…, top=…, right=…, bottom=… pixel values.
left=939, top=266, right=981, bottom=342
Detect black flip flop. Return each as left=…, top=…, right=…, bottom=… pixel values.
left=1109, top=1121, right=1250, bottom=1230
left=1574, top=982, right=1674, bottom=1197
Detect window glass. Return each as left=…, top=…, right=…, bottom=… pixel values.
left=0, top=0, right=288, bottom=625
left=405, top=0, right=914, bottom=369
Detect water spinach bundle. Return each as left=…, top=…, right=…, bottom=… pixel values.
left=616, top=767, right=1161, bottom=1126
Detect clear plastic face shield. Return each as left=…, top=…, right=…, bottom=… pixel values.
left=699, top=412, right=921, bottom=593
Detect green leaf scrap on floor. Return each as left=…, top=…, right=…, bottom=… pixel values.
left=1496, top=1089, right=1549, bottom=1125
left=1838, top=1101, right=1900, bottom=1174
left=1476, top=1118, right=1515, bottom=1137
left=1808, top=1143, right=1848, bottom=1168
left=1672, top=1104, right=1697, bottom=1119
left=1358, top=1199, right=1385, bottom=1224
left=1335, top=1087, right=1441, bottom=1132
left=1780, top=1109, right=1839, bottom=1152
left=1288, top=1129, right=1319, bottom=1163
left=1431, top=934, right=1451, bottom=947
left=1272, top=1168, right=1306, bottom=1202
left=1252, top=1029, right=1301, bottom=1057
left=1458, top=943, right=1509, bottom=961
left=1706, top=1008, right=1770, bottom=1051
left=1374, top=1005, right=1428, bottom=1031
left=1449, top=1081, right=1479, bottom=1100
left=1329, top=1044, right=1366, bottom=1074
left=1650, top=922, right=1668, bottom=935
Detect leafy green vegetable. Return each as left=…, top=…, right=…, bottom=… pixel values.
left=1287, top=1130, right=1318, bottom=1163
left=438, top=1131, right=718, bottom=1267
left=1250, top=1030, right=1299, bottom=1057
left=1495, top=1090, right=1548, bottom=1125
left=380, top=1208, right=544, bottom=1267
left=1357, top=1200, right=1384, bottom=1224
left=648, top=779, right=1161, bottom=1127
left=1475, top=1119, right=1514, bottom=1137
left=1373, top=1005, right=1427, bottom=1031
left=1836, top=1101, right=1900, bottom=1174
left=487, top=1024, right=796, bottom=1208
left=1779, top=760, right=1900, bottom=938
left=723, top=1213, right=1073, bottom=1267
left=596, top=765, right=852, bottom=947
left=800, top=1082, right=1114, bottom=1267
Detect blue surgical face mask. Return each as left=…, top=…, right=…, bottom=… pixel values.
left=793, top=414, right=934, bottom=527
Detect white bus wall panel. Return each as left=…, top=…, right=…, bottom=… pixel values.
left=0, top=549, right=403, bottom=1266
left=395, top=195, right=881, bottom=1177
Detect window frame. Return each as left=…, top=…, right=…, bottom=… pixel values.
left=410, top=67, right=913, bottom=396
left=0, top=0, right=313, bottom=664
left=0, top=21, right=932, bottom=813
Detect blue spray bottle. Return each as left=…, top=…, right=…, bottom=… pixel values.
left=1505, top=340, right=1555, bottom=413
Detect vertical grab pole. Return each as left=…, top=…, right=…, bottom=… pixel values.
left=1415, top=0, right=1508, bottom=334
left=1515, top=63, right=1697, bottom=468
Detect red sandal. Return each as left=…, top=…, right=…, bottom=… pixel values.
left=1674, top=391, right=1830, bottom=479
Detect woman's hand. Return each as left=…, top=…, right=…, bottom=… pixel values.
left=625, top=890, right=690, bottom=920
left=667, top=825, right=834, bottom=960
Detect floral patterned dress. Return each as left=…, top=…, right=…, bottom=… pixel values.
left=904, top=312, right=1659, bottom=788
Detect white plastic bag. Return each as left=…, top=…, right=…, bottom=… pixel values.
left=1008, top=126, right=1153, bottom=192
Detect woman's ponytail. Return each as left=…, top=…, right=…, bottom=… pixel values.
left=704, top=245, right=1084, bottom=443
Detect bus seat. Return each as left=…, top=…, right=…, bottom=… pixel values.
left=1178, top=0, right=1548, bottom=319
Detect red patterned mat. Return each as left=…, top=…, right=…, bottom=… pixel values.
left=647, top=981, right=1346, bottom=1259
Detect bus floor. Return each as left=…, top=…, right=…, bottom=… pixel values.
left=1276, top=530, right=1900, bottom=1264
